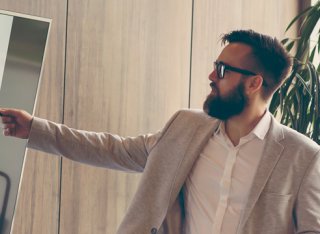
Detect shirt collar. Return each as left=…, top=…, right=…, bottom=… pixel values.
left=250, top=110, right=271, bottom=140
left=215, top=110, right=271, bottom=141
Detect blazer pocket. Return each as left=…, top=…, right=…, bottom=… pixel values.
left=244, top=192, right=295, bottom=234
left=256, top=192, right=294, bottom=226
left=259, top=192, right=294, bottom=214
left=261, top=192, right=293, bottom=199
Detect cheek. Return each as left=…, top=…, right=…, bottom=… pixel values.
left=216, top=81, right=231, bottom=96
left=219, top=80, right=242, bottom=97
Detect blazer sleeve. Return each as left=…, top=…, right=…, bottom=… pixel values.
left=27, top=111, right=180, bottom=172
left=295, top=149, right=320, bottom=233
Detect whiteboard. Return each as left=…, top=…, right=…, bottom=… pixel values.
left=0, top=10, right=51, bottom=234
left=0, top=14, right=13, bottom=91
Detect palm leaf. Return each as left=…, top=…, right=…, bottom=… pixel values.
left=285, top=6, right=313, bottom=32
left=270, top=2, right=320, bottom=143
left=295, top=72, right=312, bottom=96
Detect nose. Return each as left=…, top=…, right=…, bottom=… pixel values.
left=209, top=69, right=218, bottom=82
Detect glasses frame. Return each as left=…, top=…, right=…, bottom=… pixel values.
left=214, top=61, right=257, bottom=79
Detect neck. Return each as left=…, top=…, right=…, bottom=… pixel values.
left=224, top=105, right=267, bottom=146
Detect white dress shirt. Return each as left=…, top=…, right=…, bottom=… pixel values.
left=184, top=112, right=271, bottom=234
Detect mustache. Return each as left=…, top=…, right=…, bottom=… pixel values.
left=209, top=82, right=218, bottom=94
left=210, top=82, right=217, bottom=89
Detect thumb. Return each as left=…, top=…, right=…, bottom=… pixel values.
left=0, top=108, right=24, bottom=116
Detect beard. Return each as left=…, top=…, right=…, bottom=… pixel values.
left=203, top=82, right=248, bottom=120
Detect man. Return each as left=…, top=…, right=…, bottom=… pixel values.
left=1, top=30, right=320, bottom=234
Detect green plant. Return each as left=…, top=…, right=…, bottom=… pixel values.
left=269, top=1, right=320, bottom=144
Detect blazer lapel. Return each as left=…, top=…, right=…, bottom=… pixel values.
left=238, top=117, right=285, bottom=232
left=167, top=113, right=219, bottom=207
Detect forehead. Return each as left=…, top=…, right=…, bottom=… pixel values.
left=217, top=43, right=253, bottom=66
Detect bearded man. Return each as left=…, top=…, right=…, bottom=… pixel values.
left=1, top=30, right=320, bottom=234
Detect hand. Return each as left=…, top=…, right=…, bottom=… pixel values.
left=0, top=108, right=33, bottom=139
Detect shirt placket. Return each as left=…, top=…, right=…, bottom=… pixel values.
left=212, top=147, right=238, bottom=233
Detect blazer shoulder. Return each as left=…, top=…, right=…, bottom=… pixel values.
left=176, top=108, right=216, bottom=122
left=277, top=121, right=320, bottom=153
left=162, top=109, right=218, bottom=134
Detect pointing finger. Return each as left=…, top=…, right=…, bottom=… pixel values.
left=1, top=116, right=14, bottom=124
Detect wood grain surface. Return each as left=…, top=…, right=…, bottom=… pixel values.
left=61, top=0, right=192, bottom=233
left=0, top=0, right=300, bottom=233
left=0, top=1, right=67, bottom=234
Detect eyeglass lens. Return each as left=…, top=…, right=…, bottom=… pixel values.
left=214, top=62, right=225, bottom=79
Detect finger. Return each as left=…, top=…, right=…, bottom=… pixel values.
left=0, top=108, right=20, bottom=118
left=0, top=110, right=20, bottom=126
left=1, top=116, right=15, bottom=124
left=3, top=123, right=16, bottom=129
left=3, top=128, right=10, bottom=136
left=3, top=127, right=15, bottom=136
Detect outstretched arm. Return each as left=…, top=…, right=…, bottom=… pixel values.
left=0, top=107, right=181, bottom=172
left=27, top=116, right=161, bottom=172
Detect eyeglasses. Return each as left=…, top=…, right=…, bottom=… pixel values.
left=214, top=61, right=257, bottom=79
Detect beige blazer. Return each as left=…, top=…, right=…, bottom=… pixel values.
left=27, top=109, right=320, bottom=234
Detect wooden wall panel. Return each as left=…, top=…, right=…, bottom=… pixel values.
left=0, top=1, right=67, bottom=234
left=190, top=0, right=299, bottom=108
left=0, top=0, right=301, bottom=233
left=61, top=0, right=192, bottom=233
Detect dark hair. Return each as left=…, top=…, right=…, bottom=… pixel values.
left=221, top=29, right=292, bottom=99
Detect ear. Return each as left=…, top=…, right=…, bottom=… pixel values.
left=245, top=75, right=263, bottom=95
